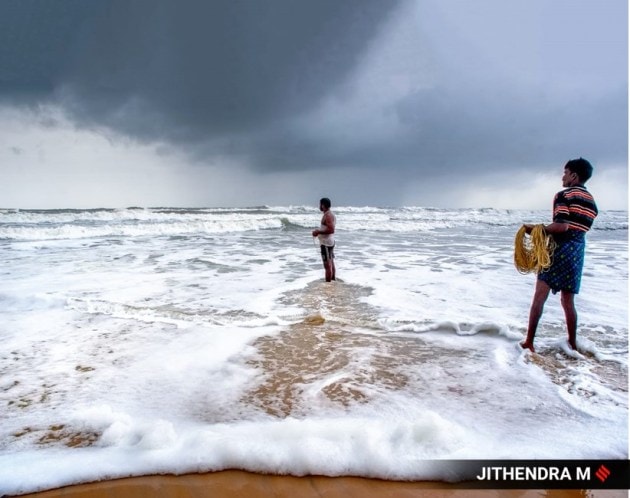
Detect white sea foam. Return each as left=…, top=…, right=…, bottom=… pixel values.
left=0, top=206, right=626, bottom=495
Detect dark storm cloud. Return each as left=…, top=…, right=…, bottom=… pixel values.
left=390, top=82, right=628, bottom=171
left=0, top=0, right=627, bottom=181
left=232, top=81, right=627, bottom=182
left=1, top=0, right=397, bottom=139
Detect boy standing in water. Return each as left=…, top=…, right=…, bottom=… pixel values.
left=312, top=197, right=336, bottom=282
left=521, top=158, right=598, bottom=353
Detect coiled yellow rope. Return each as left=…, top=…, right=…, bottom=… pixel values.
left=514, top=224, right=556, bottom=274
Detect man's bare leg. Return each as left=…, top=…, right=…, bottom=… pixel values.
left=560, top=290, right=578, bottom=350
left=521, top=279, right=551, bottom=352
left=324, top=260, right=333, bottom=282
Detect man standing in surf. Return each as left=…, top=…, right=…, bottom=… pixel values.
left=521, top=158, right=598, bottom=353
left=312, top=197, right=336, bottom=282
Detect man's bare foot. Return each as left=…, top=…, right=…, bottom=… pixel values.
left=520, top=341, right=535, bottom=353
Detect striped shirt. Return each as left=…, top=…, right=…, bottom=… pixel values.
left=552, top=186, right=598, bottom=232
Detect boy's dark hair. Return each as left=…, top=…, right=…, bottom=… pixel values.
left=320, top=197, right=332, bottom=209
left=565, top=157, right=594, bottom=183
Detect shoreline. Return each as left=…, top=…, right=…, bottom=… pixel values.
left=10, top=471, right=627, bottom=498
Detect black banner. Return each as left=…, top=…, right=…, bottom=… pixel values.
left=424, top=460, right=630, bottom=489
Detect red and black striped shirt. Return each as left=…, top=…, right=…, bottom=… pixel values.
left=552, top=186, right=598, bottom=232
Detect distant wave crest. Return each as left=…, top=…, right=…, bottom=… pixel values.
left=0, top=207, right=626, bottom=241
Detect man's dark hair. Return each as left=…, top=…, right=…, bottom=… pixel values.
left=565, top=157, right=594, bottom=183
left=320, top=197, right=332, bottom=209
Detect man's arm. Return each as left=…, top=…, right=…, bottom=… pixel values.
left=523, top=222, right=569, bottom=235
left=312, top=212, right=335, bottom=237
left=322, top=212, right=335, bottom=234
left=542, top=222, right=569, bottom=234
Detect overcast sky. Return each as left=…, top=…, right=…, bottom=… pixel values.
left=0, top=0, right=627, bottom=209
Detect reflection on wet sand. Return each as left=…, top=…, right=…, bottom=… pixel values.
left=243, top=281, right=413, bottom=416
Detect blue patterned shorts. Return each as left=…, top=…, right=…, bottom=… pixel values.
left=538, top=230, right=586, bottom=294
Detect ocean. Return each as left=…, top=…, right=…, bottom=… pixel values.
left=0, top=206, right=627, bottom=495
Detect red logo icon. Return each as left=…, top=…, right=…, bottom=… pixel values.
left=595, top=465, right=611, bottom=483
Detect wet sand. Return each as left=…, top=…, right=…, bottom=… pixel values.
left=12, top=471, right=627, bottom=498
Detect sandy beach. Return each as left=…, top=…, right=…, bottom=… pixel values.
left=11, top=472, right=627, bottom=498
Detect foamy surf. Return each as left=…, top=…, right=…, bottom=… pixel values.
left=0, top=206, right=626, bottom=495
